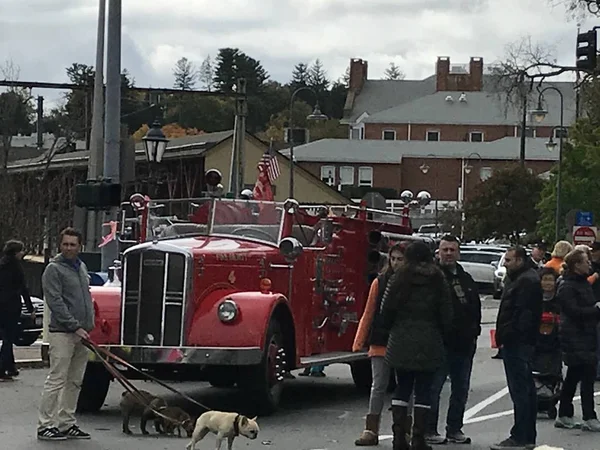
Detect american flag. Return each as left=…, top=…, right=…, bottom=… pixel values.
left=258, top=138, right=280, bottom=183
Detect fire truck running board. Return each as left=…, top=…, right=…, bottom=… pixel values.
left=299, top=351, right=368, bottom=368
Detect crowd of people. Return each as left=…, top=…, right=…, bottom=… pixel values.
left=351, top=236, right=600, bottom=450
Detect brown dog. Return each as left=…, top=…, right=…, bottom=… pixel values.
left=119, top=390, right=167, bottom=435
left=152, top=405, right=195, bottom=438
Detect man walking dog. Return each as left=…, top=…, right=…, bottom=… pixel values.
left=37, top=228, right=95, bottom=441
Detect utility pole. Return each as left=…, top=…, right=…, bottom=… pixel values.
left=86, top=0, right=106, bottom=251
left=519, top=73, right=527, bottom=166
left=100, top=0, right=121, bottom=271
left=228, top=78, right=247, bottom=196
left=35, top=96, right=43, bottom=150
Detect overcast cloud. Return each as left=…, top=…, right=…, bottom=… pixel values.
left=0, top=0, right=593, bottom=108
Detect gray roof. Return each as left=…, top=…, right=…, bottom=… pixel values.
left=363, top=87, right=575, bottom=127
left=343, top=74, right=575, bottom=127
left=134, top=130, right=233, bottom=151
left=281, top=137, right=560, bottom=163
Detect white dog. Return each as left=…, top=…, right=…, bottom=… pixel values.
left=186, top=411, right=259, bottom=450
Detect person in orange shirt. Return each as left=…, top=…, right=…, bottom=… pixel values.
left=353, top=242, right=408, bottom=446
left=544, top=241, right=573, bottom=275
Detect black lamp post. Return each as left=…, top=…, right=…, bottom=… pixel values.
left=530, top=86, right=564, bottom=242
left=288, top=87, right=328, bottom=198
left=142, top=119, right=169, bottom=197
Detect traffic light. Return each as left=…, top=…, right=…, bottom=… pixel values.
left=74, top=180, right=121, bottom=210
left=576, top=29, right=597, bottom=72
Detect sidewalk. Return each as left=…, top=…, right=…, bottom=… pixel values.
left=14, top=344, right=46, bottom=369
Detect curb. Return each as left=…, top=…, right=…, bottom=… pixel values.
left=16, top=359, right=48, bottom=369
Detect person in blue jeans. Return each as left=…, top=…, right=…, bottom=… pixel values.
left=491, top=246, right=542, bottom=450
left=426, top=235, right=481, bottom=445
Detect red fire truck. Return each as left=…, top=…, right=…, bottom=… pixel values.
left=77, top=170, right=433, bottom=415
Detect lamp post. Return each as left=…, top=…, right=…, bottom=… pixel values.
left=142, top=119, right=169, bottom=197
left=460, top=152, right=482, bottom=240
left=288, top=87, right=328, bottom=198
left=531, top=86, right=564, bottom=242
left=419, top=153, right=439, bottom=237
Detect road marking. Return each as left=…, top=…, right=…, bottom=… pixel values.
left=464, top=386, right=509, bottom=420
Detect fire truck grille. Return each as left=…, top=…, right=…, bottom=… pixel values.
left=122, top=249, right=186, bottom=346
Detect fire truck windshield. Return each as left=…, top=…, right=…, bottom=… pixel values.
left=148, top=198, right=284, bottom=244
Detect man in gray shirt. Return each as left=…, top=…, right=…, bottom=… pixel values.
left=37, top=227, right=95, bottom=441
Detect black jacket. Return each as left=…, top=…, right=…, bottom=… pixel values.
left=557, top=273, right=600, bottom=366
left=495, top=266, right=543, bottom=347
left=440, top=262, right=481, bottom=351
left=368, top=272, right=393, bottom=347
left=0, top=255, right=33, bottom=317
left=382, top=262, right=453, bottom=372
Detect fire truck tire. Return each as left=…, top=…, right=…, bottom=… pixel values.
left=239, top=319, right=285, bottom=415
left=76, top=363, right=112, bottom=413
left=350, top=359, right=372, bottom=393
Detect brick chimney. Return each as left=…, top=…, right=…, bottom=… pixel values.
left=435, top=56, right=484, bottom=92
left=349, top=58, right=368, bottom=92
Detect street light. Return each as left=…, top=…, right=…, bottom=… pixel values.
left=142, top=119, right=169, bottom=163
left=532, top=85, right=564, bottom=242
left=288, top=87, right=328, bottom=198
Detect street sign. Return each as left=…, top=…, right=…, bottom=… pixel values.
left=576, top=211, right=594, bottom=226
left=573, top=226, right=597, bottom=246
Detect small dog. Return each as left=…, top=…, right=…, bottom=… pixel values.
left=186, top=411, right=259, bottom=450
left=152, top=405, right=195, bottom=438
left=119, top=390, right=167, bottom=435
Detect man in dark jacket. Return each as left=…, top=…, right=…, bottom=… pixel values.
left=426, top=235, right=481, bottom=445
left=491, top=246, right=542, bottom=450
left=526, top=241, right=546, bottom=271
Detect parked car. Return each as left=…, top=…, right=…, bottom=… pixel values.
left=458, top=251, right=501, bottom=294
left=0, top=296, right=44, bottom=346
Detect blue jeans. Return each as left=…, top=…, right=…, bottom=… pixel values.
left=502, top=343, right=537, bottom=445
left=428, top=344, right=475, bottom=434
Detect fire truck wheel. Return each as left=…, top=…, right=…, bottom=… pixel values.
left=350, top=359, right=372, bottom=393
left=239, top=319, right=285, bottom=415
left=76, top=363, right=112, bottom=413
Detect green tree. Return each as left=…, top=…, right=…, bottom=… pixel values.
left=464, top=165, right=544, bottom=242
left=198, top=55, right=214, bottom=91
left=308, top=59, right=330, bottom=95
left=173, top=57, right=197, bottom=90
left=213, top=48, right=268, bottom=94
left=0, top=91, right=33, bottom=169
left=384, top=62, right=405, bottom=80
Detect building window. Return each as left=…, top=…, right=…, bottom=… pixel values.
left=351, top=128, right=360, bottom=139
left=470, top=131, right=484, bottom=142
left=480, top=167, right=493, bottom=181
left=339, top=166, right=355, bottom=186
left=382, top=130, right=396, bottom=140
left=523, top=127, right=535, bottom=138
left=554, top=128, right=568, bottom=139
left=320, top=166, right=335, bottom=186
left=358, top=166, right=373, bottom=187
left=426, top=130, right=440, bottom=141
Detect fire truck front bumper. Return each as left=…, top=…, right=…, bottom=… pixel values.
left=90, top=345, right=263, bottom=366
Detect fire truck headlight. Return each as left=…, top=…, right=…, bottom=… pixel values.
left=217, top=299, right=238, bottom=323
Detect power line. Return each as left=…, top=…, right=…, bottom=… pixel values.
left=0, top=79, right=232, bottom=97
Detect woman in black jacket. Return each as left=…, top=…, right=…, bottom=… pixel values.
left=381, top=241, right=453, bottom=450
left=555, top=248, right=600, bottom=431
left=0, top=240, right=34, bottom=380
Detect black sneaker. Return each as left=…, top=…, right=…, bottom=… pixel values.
left=7, top=369, right=19, bottom=377
left=62, top=425, right=91, bottom=440
left=37, top=427, right=67, bottom=441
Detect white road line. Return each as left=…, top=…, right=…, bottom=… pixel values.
left=464, top=386, right=509, bottom=420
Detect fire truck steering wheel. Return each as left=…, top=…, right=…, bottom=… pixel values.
left=231, top=227, right=274, bottom=241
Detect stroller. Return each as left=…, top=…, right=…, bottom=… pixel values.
left=532, top=310, right=563, bottom=419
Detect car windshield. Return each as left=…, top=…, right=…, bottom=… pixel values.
left=145, top=198, right=284, bottom=244
left=460, top=252, right=501, bottom=264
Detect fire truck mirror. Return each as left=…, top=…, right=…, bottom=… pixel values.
left=279, top=237, right=303, bottom=260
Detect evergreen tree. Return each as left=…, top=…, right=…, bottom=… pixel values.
left=173, top=57, right=197, bottom=90
left=213, top=48, right=268, bottom=94
left=291, top=63, right=310, bottom=87
left=198, top=55, right=214, bottom=91
left=308, top=59, right=330, bottom=94
left=384, top=62, right=405, bottom=80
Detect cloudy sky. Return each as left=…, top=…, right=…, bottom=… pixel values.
left=0, top=0, right=593, bottom=108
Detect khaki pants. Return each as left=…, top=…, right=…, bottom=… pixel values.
left=37, top=332, right=89, bottom=431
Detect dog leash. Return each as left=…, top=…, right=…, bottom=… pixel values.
left=82, top=338, right=213, bottom=424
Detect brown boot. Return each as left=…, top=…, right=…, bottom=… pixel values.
left=392, top=406, right=410, bottom=450
left=354, top=414, right=380, bottom=446
left=411, top=407, right=432, bottom=450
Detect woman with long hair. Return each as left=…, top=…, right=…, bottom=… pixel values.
left=0, top=240, right=35, bottom=380
left=353, top=243, right=408, bottom=446
left=381, top=241, right=453, bottom=450
left=554, top=248, right=600, bottom=431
